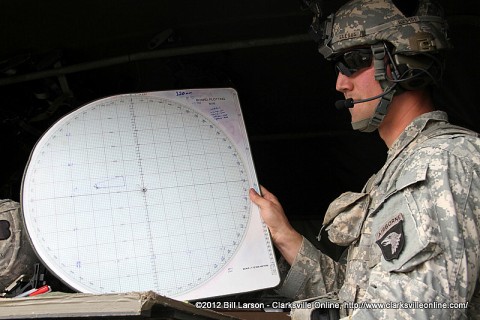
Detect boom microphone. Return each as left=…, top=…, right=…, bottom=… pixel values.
left=335, top=84, right=397, bottom=110
left=335, top=98, right=355, bottom=110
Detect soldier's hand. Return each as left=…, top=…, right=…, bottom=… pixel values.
left=249, top=185, right=303, bottom=265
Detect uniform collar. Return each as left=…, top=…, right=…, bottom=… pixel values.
left=388, top=111, right=449, bottom=157
left=367, top=111, right=449, bottom=191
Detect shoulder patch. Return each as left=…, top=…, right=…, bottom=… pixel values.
left=375, top=213, right=405, bottom=261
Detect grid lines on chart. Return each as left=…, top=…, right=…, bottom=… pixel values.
left=24, top=94, right=250, bottom=296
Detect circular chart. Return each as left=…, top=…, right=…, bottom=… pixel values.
left=21, top=93, right=252, bottom=297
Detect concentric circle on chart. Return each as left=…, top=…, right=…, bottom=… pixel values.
left=22, top=93, right=251, bottom=296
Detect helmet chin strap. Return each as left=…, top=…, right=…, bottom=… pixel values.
left=351, top=43, right=398, bottom=133
left=351, top=86, right=396, bottom=132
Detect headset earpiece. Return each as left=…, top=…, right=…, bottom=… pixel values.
left=392, top=54, right=438, bottom=90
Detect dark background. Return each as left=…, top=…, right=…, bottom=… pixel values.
left=1, top=0, right=479, bottom=258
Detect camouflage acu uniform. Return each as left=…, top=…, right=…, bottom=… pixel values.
left=0, top=200, right=39, bottom=293
left=276, top=111, right=480, bottom=319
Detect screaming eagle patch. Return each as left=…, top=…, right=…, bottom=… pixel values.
left=375, top=213, right=405, bottom=261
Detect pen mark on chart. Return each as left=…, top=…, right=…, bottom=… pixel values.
left=93, top=176, right=126, bottom=189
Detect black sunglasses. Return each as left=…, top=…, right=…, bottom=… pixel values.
left=334, top=49, right=373, bottom=77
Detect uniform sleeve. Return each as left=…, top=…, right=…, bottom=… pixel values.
left=275, top=236, right=346, bottom=300
left=350, top=144, right=479, bottom=320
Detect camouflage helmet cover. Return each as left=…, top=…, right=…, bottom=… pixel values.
left=316, top=0, right=452, bottom=59
left=0, top=200, right=40, bottom=292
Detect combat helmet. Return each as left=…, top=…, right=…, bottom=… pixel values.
left=0, top=200, right=40, bottom=296
left=316, top=0, right=451, bottom=59
left=306, top=0, right=452, bottom=132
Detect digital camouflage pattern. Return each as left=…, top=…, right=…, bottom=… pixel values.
left=323, top=192, right=370, bottom=246
left=277, top=111, right=480, bottom=319
left=316, top=0, right=452, bottom=60
left=0, top=200, right=39, bottom=293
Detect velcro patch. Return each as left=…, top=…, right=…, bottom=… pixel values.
left=0, top=220, right=11, bottom=240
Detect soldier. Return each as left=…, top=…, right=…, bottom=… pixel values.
left=250, top=0, right=480, bottom=319
left=0, top=200, right=40, bottom=297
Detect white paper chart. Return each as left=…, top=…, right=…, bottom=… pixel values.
left=21, top=88, right=279, bottom=300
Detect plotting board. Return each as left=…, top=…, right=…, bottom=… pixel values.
left=21, top=88, right=279, bottom=301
